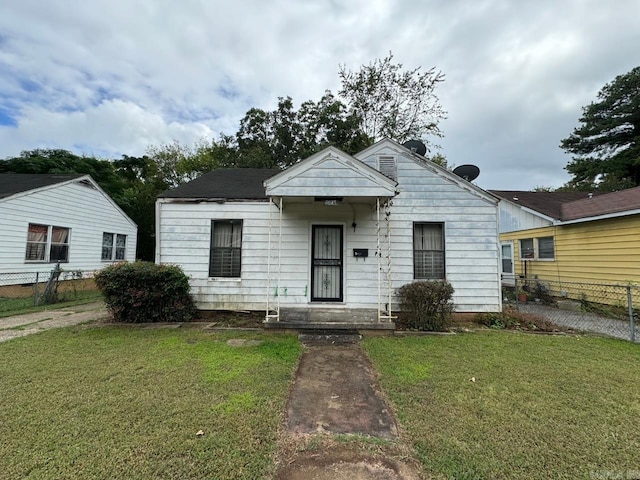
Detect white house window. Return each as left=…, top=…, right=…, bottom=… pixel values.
left=413, top=223, right=445, bottom=279
left=25, top=224, right=70, bottom=263
left=102, top=233, right=127, bottom=261
left=377, top=155, right=397, bottom=181
left=538, top=236, right=555, bottom=260
left=520, top=238, right=535, bottom=259
left=209, top=220, right=242, bottom=277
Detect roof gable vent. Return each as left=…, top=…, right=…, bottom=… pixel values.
left=377, top=155, right=397, bottom=181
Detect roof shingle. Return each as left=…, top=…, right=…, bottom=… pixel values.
left=0, top=174, right=83, bottom=199
left=158, top=168, right=280, bottom=200
left=561, top=186, right=640, bottom=221
left=488, top=190, right=595, bottom=219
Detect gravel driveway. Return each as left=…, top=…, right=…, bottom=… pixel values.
left=518, top=302, right=639, bottom=342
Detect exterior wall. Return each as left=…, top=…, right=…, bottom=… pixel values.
left=359, top=146, right=501, bottom=312
left=158, top=146, right=502, bottom=313
left=497, top=200, right=552, bottom=233
left=0, top=180, right=137, bottom=277
left=499, top=215, right=640, bottom=284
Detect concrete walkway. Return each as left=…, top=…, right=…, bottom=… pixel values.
left=0, top=301, right=108, bottom=343
left=286, top=343, right=397, bottom=439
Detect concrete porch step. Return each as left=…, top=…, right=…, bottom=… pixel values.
left=298, top=329, right=361, bottom=345
left=263, top=320, right=395, bottom=331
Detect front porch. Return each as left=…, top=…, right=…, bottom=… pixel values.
left=262, top=147, right=399, bottom=328
left=263, top=307, right=396, bottom=331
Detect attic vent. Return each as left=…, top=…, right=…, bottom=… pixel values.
left=75, top=179, right=96, bottom=190
left=377, top=155, right=397, bottom=181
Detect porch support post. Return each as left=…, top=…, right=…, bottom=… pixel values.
left=386, top=198, right=393, bottom=321
left=265, top=197, right=273, bottom=322
left=277, top=196, right=283, bottom=320
left=265, top=196, right=282, bottom=323
left=377, top=197, right=381, bottom=322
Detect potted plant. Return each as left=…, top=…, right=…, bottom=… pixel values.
left=517, top=288, right=529, bottom=303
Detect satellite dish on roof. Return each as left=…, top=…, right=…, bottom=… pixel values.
left=402, top=140, right=427, bottom=156
left=453, top=164, right=480, bottom=182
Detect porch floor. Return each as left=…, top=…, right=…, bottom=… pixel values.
left=263, top=320, right=395, bottom=331
left=263, top=307, right=396, bottom=331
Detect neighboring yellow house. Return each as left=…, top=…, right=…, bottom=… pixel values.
left=490, top=187, right=640, bottom=289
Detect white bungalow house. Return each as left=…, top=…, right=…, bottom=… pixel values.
left=156, top=139, right=501, bottom=329
left=0, top=174, right=137, bottom=281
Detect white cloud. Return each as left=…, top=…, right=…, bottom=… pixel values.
left=0, top=0, right=638, bottom=189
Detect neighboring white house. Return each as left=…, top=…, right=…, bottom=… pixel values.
left=0, top=174, right=137, bottom=279
left=156, top=139, right=501, bottom=328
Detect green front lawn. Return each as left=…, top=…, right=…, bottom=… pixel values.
left=0, top=327, right=301, bottom=479
left=364, top=332, right=640, bottom=479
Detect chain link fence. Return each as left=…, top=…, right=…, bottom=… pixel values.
left=0, top=268, right=98, bottom=313
left=505, top=278, right=638, bottom=342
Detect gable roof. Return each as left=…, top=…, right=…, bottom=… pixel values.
left=359, top=139, right=498, bottom=205
left=264, top=146, right=397, bottom=198
left=158, top=168, right=281, bottom=200
left=561, top=186, right=640, bottom=222
left=0, top=173, right=137, bottom=228
left=489, top=190, right=595, bottom=219
left=0, top=174, right=84, bottom=199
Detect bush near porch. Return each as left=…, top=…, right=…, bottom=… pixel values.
left=397, top=280, right=455, bottom=331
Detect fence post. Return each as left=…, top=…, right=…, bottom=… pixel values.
left=33, top=272, right=39, bottom=306
left=627, top=285, right=635, bottom=342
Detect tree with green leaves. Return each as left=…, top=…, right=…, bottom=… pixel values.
left=338, top=52, right=446, bottom=148
left=561, top=66, right=640, bottom=191
left=0, top=149, right=127, bottom=202
left=235, top=92, right=371, bottom=169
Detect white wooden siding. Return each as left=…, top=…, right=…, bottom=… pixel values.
left=359, top=145, right=501, bottom=312
left=158, top=144, right=501, bottom=313
left=0, top=180, right=137, bottom=276
left=498, top=200, right=552, bottom=233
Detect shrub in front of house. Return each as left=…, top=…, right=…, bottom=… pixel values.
left=397, top=280, right=455, bottom=331
left=95, top=261, right=196, bottom=323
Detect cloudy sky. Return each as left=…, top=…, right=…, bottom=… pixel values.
left=0, top=0, right=638, bottom=190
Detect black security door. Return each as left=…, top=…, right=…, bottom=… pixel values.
left=311, top=225, right=343, bottom=301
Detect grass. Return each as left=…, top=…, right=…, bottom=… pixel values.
left=0, top=289, right=103, bottom=317
left=0, top=327, right=301, bottom=479
left=364, top=331, right=640, bottom=480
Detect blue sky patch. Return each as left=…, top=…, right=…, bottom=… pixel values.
left=0, top=108, right=17, bottom=127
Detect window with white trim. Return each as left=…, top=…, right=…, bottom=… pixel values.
left=537, top=236, right=555, bottom=260
left=520, top=238, right=534, bottom=259
left=25, top=224, right=70, bottom=262
left=102, top=233, right=127, bottom=261
left=413, top=223, right=445, bottom=279
left=519, top=236, right=555, bottom=260
left=209, top=220, right=242, bottom=277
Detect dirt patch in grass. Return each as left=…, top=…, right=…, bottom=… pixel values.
left=195, top=310, right=264, bottom=327
left=273, top=434, right=423, bottom=480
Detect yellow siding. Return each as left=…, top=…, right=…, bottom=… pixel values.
left=500, top=215, right=640, bottom=285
